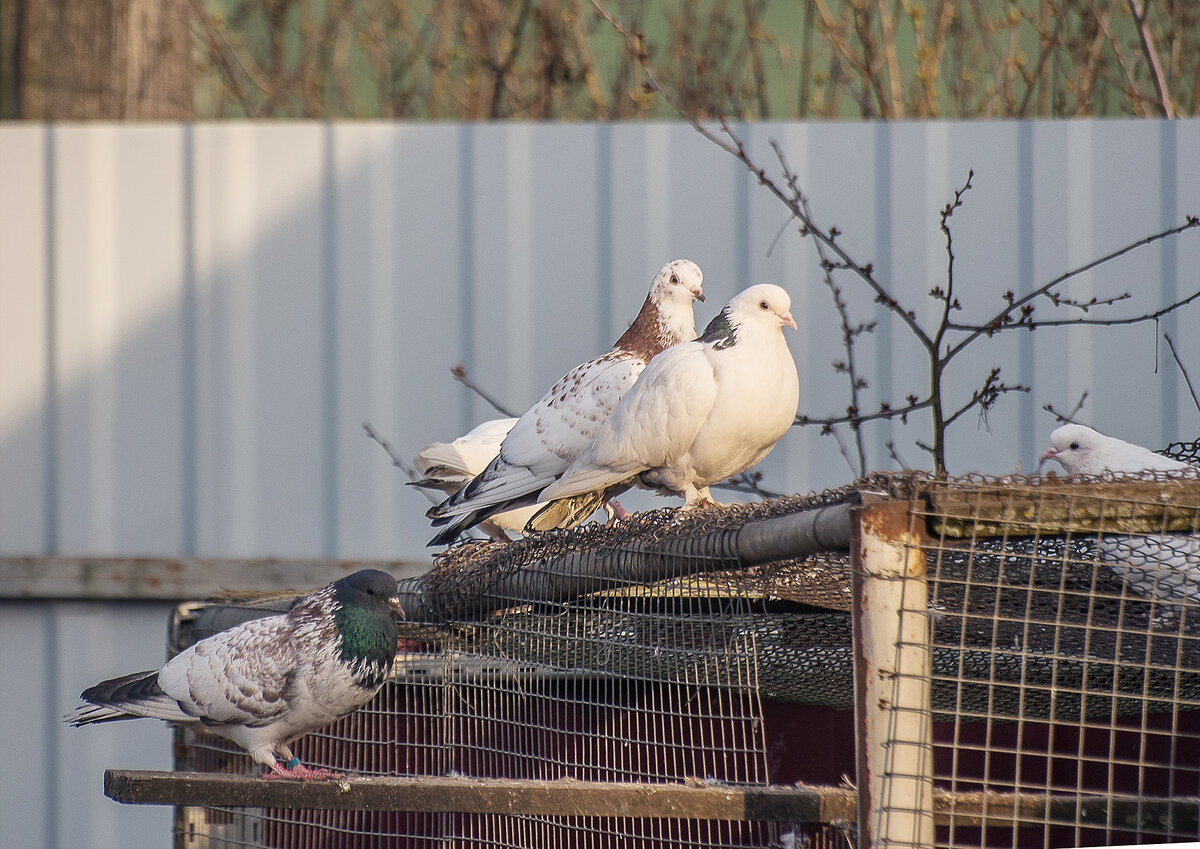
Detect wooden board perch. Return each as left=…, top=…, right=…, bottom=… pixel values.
left=105, top=771, right=1200, bottom=832
left=104, top=771, right=849, bottom=822
left=928, top=478, right=1200, bottom=537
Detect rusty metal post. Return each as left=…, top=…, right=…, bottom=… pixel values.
left=852, top=499, right=934, bottom=849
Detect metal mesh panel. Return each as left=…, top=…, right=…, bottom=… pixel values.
left=906, top=469, right=1200, bottom=849
left=171, top=489, right=862, bottom=848
left=165, top=459, right=1200, bottom=849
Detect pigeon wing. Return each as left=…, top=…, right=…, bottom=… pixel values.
left=158, top=615, right=297, bottom=727
left=541, top=343, right=717, bottom=501
left=433, top=351, right=644, bottom=517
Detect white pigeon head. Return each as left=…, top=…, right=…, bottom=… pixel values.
left=698, top=283, right=797, bottom=349
left=1039, top=423, right=1189, bottom=475
left=649, top=259, right=705, bottom=307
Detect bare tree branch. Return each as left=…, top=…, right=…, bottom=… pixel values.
left=943, top=216, right=1200, bottom=353
left=589, top=0, right=1200, bottom=476
left=1127, top=0, right=1178, bottom=118
left=1164, top=333, right=1200, bottom=416
left=450, top=365, right=519, bottom=417
left=1042, top=393, right=1090, bottom=425
left=713, top=470, right=783, bottom=499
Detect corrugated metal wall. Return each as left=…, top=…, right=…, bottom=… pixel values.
left=1, top=120, right=1199, bottom=847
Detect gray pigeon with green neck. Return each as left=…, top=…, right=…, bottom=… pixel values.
left=68, top=569, right=403, bottom=780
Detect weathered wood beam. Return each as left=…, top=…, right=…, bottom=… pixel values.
left=929, top=478, right=1200, bottom=537
left=0, top=557, right=431, bottom=600
left=104, top=771, right=851, bottom=822
left=104, top=771, right=1200, bottom=832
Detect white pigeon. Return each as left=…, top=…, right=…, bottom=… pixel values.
left=1040, top=423, right=1200, bottom=604
left=1039, top=423, right=1194, bottom=476
left=69, top=570, right=403, bottom=779
left=426, top=259, right=706, bottom=546
left=410, top=417, right=538, bottom=540
left=531, top=283, right=800, bottom=531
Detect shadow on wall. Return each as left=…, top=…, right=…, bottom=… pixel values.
left=0, top=122, right=765, bottom=563
left=3, top=120, right=1199, bottom=565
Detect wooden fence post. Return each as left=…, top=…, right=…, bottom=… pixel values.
left=852, top=499, right=934, bottom=849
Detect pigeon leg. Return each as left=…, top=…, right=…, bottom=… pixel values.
left=263, top=757, right=344, bottom=781
left=681, top=485, right=722, bottom=511
left=602, top=499, right=632, bottom=526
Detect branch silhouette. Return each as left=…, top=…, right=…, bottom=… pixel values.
left=591, top=0, right=1200, bottom=473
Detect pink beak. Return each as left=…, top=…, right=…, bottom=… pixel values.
left=781, top=311, right=798, bottom=330
left=692, top=286, right=706, bottom=303
left=1039, top=448, right=1056, bottom=463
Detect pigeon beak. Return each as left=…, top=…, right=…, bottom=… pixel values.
left=387, top=595, right=407, bottom=620
left=1037, top=448, right=1056, bottom=472
left=691, top=286, right=706, bottom=303
left=781, top=311, right=798, bottom=331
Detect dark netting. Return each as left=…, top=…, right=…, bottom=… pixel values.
left=171, top=482, right=871, bottom=849
left=1165, top=438, right=1200, bottom=465
left=167, top=463, right=1200, bottom=849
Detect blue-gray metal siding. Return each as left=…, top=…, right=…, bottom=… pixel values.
left=1, top=120, right=1199, bottom=847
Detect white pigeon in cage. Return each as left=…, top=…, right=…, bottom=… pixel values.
left=529, top=283, right=799, bottom=531
left=68, top=569, right=404, bottom=779
left=1039, top=422, right=1200, bottom=604
left=426, top=258, right=706, bottom=546
left=410, top=417, right=538, bottom=540
left=1038, top=423, right=1195, bottom=476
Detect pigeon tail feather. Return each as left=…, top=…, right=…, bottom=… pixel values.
left=428, top=459, right=546, bottom=522
left=527, top=490, right=614, bottom=532
left=70, top=670, right=190, bottom=726
left=428, top=490, right=541, bottom=546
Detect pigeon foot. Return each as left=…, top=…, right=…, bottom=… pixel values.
left=265, top=759, right=343, bottom=781
left=602, top=499, right=633, bottom=526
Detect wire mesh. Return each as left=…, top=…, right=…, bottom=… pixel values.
left=167, top=460, right=1200, bottom=849
left=171, top=489, right=862, bottom=849
left=906, top=463, right=1200, bottom=849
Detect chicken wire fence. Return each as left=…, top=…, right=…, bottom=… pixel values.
left=171, top=488, right=863, bottom=849
left=868, top=442, right=1200, bottom=849
left=165, top=449, right=1200, bottom=849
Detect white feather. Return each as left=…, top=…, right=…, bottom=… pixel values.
left=413, top=418, right=537, bottom=537
left=1040, top=423, right=1200, bottom=604
left=428, top=259, right=705, bottom=541
left=539, top=283, right=799, bottom=519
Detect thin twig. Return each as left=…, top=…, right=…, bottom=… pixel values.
left=1164, top=333, right=1200, bottom=416
left=885, top=440, right=912, bottom=471
left=944, top=216, right=1200, bottom=355
left=363, top=422, right=442, bottom=505
left=450, top=365, right=519, bottom=417
left=713, top=470, right=783, bottom=499
left=1042, top=393, right=1090, bottom=425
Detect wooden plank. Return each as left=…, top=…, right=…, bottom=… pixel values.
left=929, top=478, right=1200, bottom=537
left=104, top=771, right=1200, bottom=832
left=0, top=557, right=430, bottom=600
left=104, top=771, right=840, bottom=821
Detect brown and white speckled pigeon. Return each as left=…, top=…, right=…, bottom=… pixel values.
left=1040, top=423, right=1200, bottom=603
left=426, top=259, right=705, bottom=546
left=68, top=569, right=403, bottom=779
left=411, top=417, right=537, bottom=540
left=530, top=284, right=800, bottom=531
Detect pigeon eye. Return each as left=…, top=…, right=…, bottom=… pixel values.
left=670, top=273, right=679, bottom=285
left=1069, top=441, right=1080, bottom=450
left=759, top=300, right=770, bottom=310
